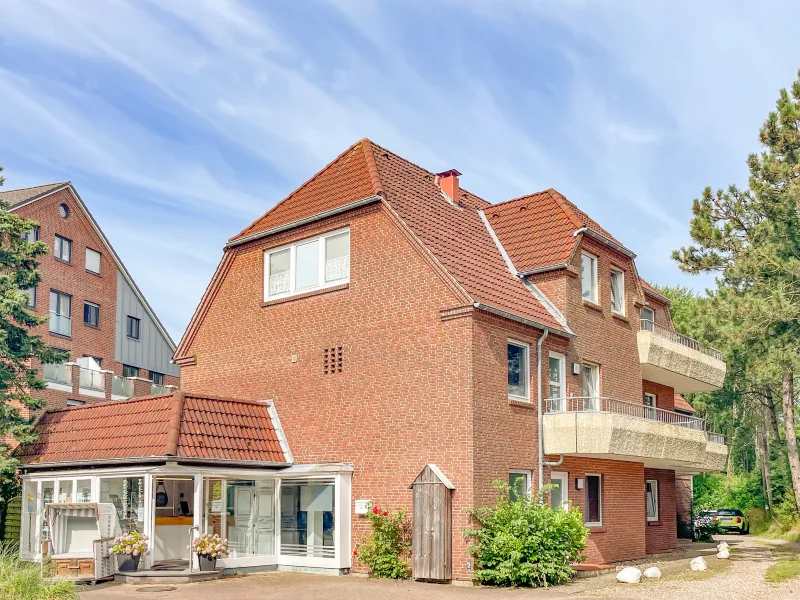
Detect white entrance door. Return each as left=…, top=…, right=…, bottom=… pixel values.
left=232, top=487, right=252, bottom=552
left=550, top=471, right=569, bottom=510
left=253, top=482, right=275, bottom=555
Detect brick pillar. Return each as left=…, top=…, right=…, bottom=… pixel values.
left=70, top=363, right=80, bottom=396
left=131, top=377, right=152, bottom=398
left=104, top=371, right=113, bottom=400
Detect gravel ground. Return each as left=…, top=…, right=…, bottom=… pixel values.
left=562, top=535, right=799, bottom=599
left=80, top=535, right=799, bottom=600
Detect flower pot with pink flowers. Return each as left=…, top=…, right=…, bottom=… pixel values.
left=189, top=533, right=230, bottom=571
left=110, top=531, right=150, bottom=572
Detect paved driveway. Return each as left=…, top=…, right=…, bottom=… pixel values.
left=80, top=535, right=798, bottom=600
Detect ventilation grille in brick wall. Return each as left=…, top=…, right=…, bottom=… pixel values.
left=323, top=346, right=343, bottom=374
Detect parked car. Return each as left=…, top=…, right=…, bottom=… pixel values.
left=694, top=510, right=717, bottom=528
left=714, top=508, right=750, bottom=534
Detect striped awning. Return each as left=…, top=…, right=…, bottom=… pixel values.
left=46, top=502, right=98, bottom=520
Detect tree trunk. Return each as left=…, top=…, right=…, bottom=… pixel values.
left=756, top=410, right=773, bottom=510
left=781, top=371, right=800, bottom=514
left=766, top=388, right=783, bottom=444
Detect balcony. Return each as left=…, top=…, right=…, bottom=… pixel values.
left=43, top=363, right=72, bottom=392
left=78, top=367, right=105, bottom=398
left=112, top=375, right=134, bottom=399
left=543, top=396, right=728, bottom=474
left=638, top=320, right=726, bottom=393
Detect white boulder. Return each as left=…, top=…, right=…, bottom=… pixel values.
left=643, top=567, right=662, bottom=579
left=717, top=549, right=730, bottom=559
left=717, top=541, right=729, bottom=550
left=616, top=567, right=642, bottom=584
left=690, top=556, right=708, bottom=571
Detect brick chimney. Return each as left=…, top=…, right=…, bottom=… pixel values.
left=435, top=169, right=462, bottom=204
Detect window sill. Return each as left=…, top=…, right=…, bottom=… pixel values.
left=48, top=331, right=72, bottom=340
left=84, top=323, right=99, bottom=329
left=647, top=520, right=662, bottom=526
left=85, top=269, right=101, bottom=277
left=54, top=258, right=72, bottom=266
left=612, top=312, right=629, bottom=323
left=582, top=300, right=603, bottom=313
left=262, top=283, right=349, bottom=307
left=509, top=398, right=534, bottom=408
left=126, top=337, right=141, bottom=342
left=586, top=524, right=605, bottom=532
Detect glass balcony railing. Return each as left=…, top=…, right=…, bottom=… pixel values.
left=150, top=383, right=168, bottom=396
left=48, top=312, right=71, bottom=337
left=43, top=363, right=72, bottom=386
left=112, top=375, right=134, bottom=398
left=78, top=368, right=105, bottom=392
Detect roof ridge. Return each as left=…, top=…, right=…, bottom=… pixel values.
left=164, top=391, right=185, bottom=456
left=229, top=139, right=373, bottom=242
left=43, top=392, right=175, bottom=414
left=488, top=189, right=552, bottom=210
left=0, top=181, right=70, bottom=193
left=360, top=138, right=384, bottom=196
left=546, top=188, right=584, bottom=230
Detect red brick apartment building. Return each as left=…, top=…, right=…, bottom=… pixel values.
left=0, top=183, right=180, bottom=410
left=168, top=139, right=728, bottom=579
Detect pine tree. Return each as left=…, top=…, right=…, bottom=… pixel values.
left=0, top=165, right=65, bottom=471
left=673, top=69, right=800, bottom=513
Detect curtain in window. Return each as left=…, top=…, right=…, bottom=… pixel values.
left=549, top=356, right=562, bottom=409
left=583, top=365, right=598, bottom=410
left=581, top=254, right=595, bottom=300
left=646, top=481, right=658, bottom=520
left=268, top=249, right=290, bottom=296
left=611, top=271, right=624, bottom=313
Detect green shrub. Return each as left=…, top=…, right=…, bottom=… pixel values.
left=466, top=482, right=588, bottom=588
left=0, top=543, right=77, bottom=600
left=693, top=518, right=724, bottom=542
left=354, top=505, right=411, bottom=579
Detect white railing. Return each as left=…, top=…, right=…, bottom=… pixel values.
left=78, top=368, right=105, bottom=392
left=546, top=396, right=707, bottom=431
left=48, top=313, right=71, bottom=337
left=708, top=432, right=727, bottom=444
left=43, top=363, right=72, bottom=386
left=112, top=376, right=134, bottom=398
left=640, top=319, right=723, bottom=361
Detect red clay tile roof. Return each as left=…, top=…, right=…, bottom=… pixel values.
left=14, top=393, right=288, bottom=465
left=640, top=278, right=671, bottom=304
left=224, top=138, right=643, bottom=334
left=231, top=141, right=381, bottom=241
left=674, top=394, right=695, bottom=414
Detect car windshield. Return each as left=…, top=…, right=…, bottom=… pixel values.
left=717, top=510, right=741, bottom=516
left=698, top=511, right=715, bottom=516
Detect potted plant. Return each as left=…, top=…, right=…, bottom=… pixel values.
left=110, top=531, right=150, bottom=572
left=189, top=533, right=229, bottom=571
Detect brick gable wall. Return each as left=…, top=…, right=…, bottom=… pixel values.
left=180, top=204, right=478, bottom=579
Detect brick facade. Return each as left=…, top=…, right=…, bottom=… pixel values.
left=644, top=468, right=678, bottom=554
left=11, top=187, right=179, bottom=413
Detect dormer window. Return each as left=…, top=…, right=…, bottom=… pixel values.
left=265, top=228, right=350, bottom=301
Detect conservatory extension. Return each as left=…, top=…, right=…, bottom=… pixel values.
left=14, top=393, right=352, bottom=574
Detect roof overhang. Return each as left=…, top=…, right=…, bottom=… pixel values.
left=473, top=302, right=575, bottom=338
left=18, top=455, right=292, bottom=473
left=574, top=227, right=636, bottom=259
left=517, top=263, right=569, bottom=277
left=642, top=286, right=672, bottom=305
left=225, top=194, right=382, bottom=249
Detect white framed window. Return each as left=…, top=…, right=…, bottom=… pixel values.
left=646, top=479, right=659, bottom=521
left=644, top=392, right=657, bottom=420
left=507, top=340, right=530, bottom=401
left=548, top=351, right=566, bottom=410
left=640, top=306, right=655, bottom=330
left=585, top=474, right=602, bottom=526
left=509, top=470, right=531, bottom=502
left=49, top=290, right=71, bottom=336
left=264, top=228, right=350, bottom=300
left=582, top=362, right=600, bottom=410
left=85, top=248, right=101, bottom=274
left=610, top=267, right=625, bottom=315
left=550, top=471, right=569, bottom=511
left=581, top=252, right=598, bottom=303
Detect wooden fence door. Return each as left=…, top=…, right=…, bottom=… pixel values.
left=1, top=496, right=21, bottom=542
left=410, top=464, right=454, bottom=581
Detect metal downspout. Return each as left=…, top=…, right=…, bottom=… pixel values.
left=537, top=330, right=564, bottom=497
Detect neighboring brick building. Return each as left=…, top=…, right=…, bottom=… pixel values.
left=0, top=182, right=180, bottom=411
left=170, top=138, right=727, bottom=579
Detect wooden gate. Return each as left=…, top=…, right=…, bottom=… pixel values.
left=409, top=464, right=454, bottom=581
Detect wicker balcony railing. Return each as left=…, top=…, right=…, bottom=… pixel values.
left=640, top=319, right=724, bottom=361
left=545, top=396, right=725, bottom=444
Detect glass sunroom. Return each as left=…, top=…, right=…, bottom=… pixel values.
left=15, top=393, right=353, bottom=575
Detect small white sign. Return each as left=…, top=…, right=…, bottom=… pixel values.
left=211, top=500, right=222, bottom=513
left=354, top=499, right=370, bottom=515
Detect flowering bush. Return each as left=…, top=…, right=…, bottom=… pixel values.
left=110, top=531, right=149, bottom=557
left=354, top=504, right=411, bottom=579
left=189, top=533, right=230, bottom=558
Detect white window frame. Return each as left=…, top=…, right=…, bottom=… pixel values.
left=581, top=251, right=598, bottom=304
left=509, top=470, right=531, bottom=500
left=585, top=473, right=602, bottom=527
left=550, top=471, right=569, bottom=511
left=54, top=235, right=71, bottom=263
left=644, top=392, right=657, bottom=420
left=582, top=362, right=600, bottom=410
left=641, top=306, right=655, bottom=326
left=610, top=267, right=625, bottom=315
left=507, top=339, right=530, bottom=402
left=85, top=248, right=101, bottom=274
left=646, top=479, right=659, bottom=522
left=548, top=351, right=566, bottom=410
left=264, top=228, right=350, bottom=301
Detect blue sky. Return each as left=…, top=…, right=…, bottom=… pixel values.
left=1, top=0, right=799, bottom=341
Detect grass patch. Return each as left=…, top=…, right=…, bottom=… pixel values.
left=765, top=555, right=800, bottom=583
left=0, top=543, right=77, bottom=600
